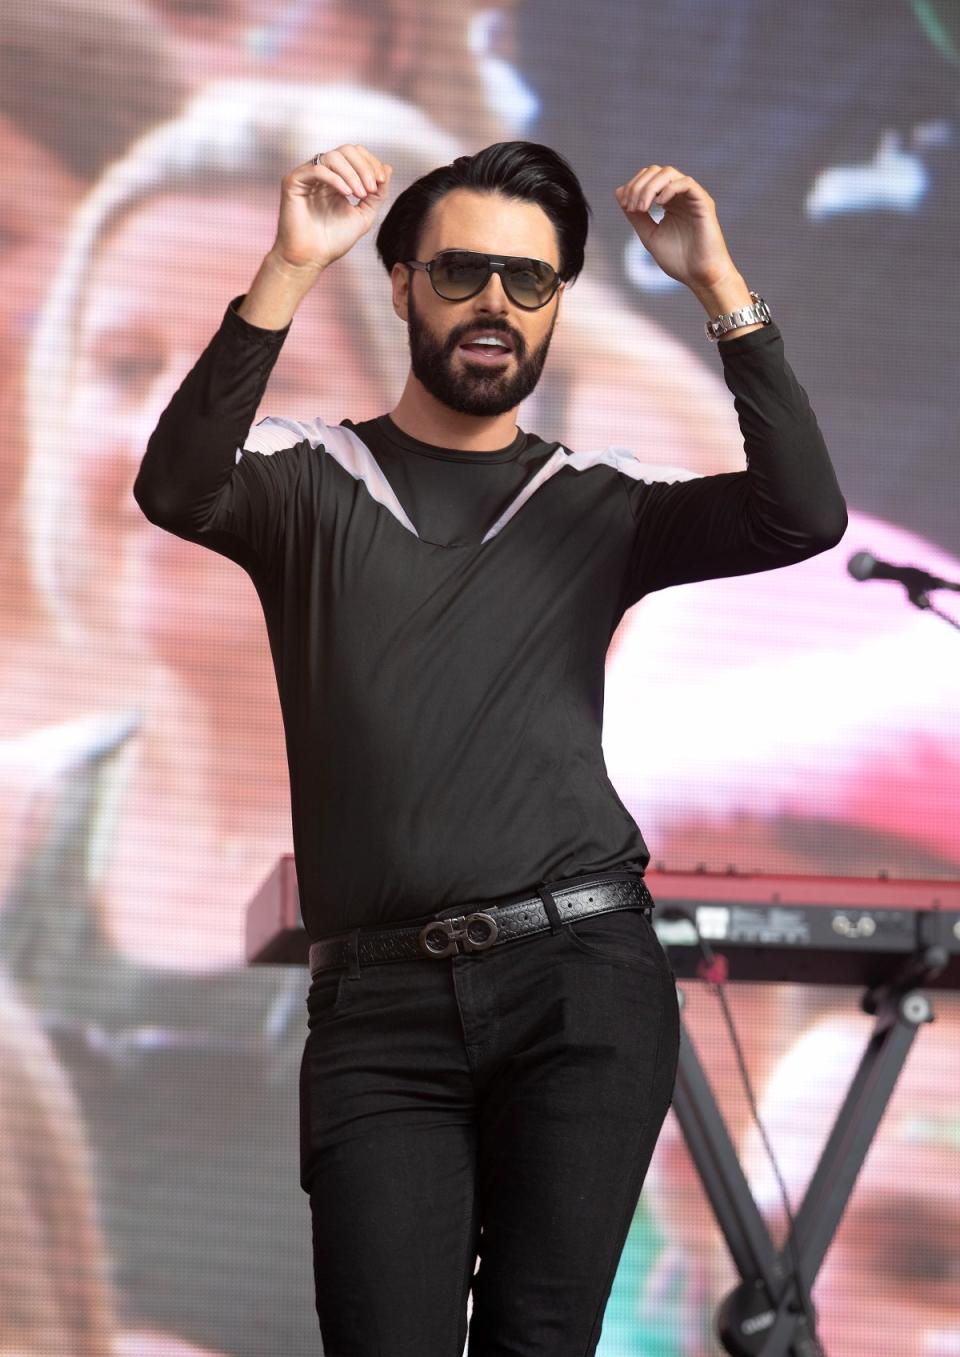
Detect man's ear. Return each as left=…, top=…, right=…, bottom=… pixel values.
left=391, top=262, right=410, bottom=322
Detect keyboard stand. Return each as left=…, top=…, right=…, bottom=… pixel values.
left=670, top=970, right=936, bottom=1355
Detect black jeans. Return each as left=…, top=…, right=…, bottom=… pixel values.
left=299, top=902, right=680, bottom=1357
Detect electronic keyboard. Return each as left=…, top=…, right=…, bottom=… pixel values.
left=245, top=857, right=960, bottom=988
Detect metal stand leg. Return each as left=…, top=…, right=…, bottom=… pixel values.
left=669, top=983, right=934, bottom=1355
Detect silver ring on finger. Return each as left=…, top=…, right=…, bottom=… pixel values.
left=312, top=152, right=323, bottom=166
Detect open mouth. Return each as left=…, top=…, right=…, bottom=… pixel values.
left=458, top=333, right=514, bottom=365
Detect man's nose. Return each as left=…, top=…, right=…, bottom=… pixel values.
left=470, top=269, right=510, bottom=313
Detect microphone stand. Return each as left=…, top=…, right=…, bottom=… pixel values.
left=847, top=551, right=960, bottom=630
left=904, top=587, right=960, bottom=632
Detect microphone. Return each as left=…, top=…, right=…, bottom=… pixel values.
left=847, top=551, right=960, bottom=598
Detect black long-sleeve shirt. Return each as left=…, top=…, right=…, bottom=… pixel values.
left=134, top=297, right=846, bottom=937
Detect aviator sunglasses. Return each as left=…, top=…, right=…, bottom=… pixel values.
left=405, top=249, right=564, bottom=310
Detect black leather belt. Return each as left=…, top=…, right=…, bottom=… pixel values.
left=308, top=874, right=654, bottom=978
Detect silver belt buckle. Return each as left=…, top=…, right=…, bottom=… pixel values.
left=418, top=911, right=499, bottom=958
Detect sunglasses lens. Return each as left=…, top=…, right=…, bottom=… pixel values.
left=431, top=252, right=490, bottom=300
left=430, top=252, right=559, bottom=307
left=503, top=258, right=558, bottom=308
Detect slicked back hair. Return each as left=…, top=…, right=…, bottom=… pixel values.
left=375, top=140, right=591, bottom=284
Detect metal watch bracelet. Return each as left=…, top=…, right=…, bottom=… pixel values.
left=704, top=290, right=772, bottom=341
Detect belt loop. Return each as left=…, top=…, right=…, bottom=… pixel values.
left=638, top=876, right=655, bottom=917
left=537, top=884, right=563, bottom=935
left=345, top=928, right=361, bottom=980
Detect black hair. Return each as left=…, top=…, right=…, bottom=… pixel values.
left=375, top=140, right=591, bottom=283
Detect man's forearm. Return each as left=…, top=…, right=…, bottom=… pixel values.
left=718, top=325, right=848, bottom=550
left=133, top=293, right=288, bottom=534
left=630, top=323, right=847, bottom=597
left=237, top=248, right=327, bottom=330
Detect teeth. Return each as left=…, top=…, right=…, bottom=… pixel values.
left=469, top=337, right=507, bottom=347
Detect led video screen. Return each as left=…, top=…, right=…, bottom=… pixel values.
left=0, top=2, right=957, bottom=1354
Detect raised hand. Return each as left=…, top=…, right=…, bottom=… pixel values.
left=615, top=166, right=741, bottom=297
left=274, top=144, right=393, bottom=271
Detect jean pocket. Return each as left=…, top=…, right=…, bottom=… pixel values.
left=564, top=907, right=661, bottom=973
left=305, top=968, right=350, bottom=1030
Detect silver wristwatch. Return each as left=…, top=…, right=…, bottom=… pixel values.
left=704, top=290, right=772, bottom=341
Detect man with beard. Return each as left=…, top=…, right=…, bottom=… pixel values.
left=134, top=140, right=846, bottom=1355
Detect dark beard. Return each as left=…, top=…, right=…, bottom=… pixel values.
left=406, top=287, right=556, bottom=417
